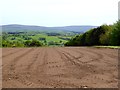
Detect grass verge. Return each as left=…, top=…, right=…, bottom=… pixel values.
left=93, top=46, right=120, bottom=49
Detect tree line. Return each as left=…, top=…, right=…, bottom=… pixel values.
left=65, top=20, right=120, bottom=46
left=2, top=40, right=42, bottom=47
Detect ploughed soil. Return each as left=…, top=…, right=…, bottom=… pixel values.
left=2, top=47, right=118, bottom=88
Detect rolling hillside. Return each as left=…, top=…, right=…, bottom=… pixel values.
left=1, top=24, right=98, bottom=32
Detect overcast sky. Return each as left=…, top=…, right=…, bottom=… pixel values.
left=0, top=0, right=119, bottom=26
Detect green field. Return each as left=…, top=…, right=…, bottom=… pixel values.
left=2, top=31, right=74, bottom=47
left=30, top=34, right=68, bottom=43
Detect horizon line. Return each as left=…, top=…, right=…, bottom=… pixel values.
left=0, top=24, right=99, bottom=27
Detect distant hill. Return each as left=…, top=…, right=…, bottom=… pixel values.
left=1, top=24, right=98, bottom=33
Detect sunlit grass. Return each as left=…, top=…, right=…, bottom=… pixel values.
left=93, top=46, right=120, bottom=49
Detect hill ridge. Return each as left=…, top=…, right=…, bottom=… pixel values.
left=1, top=24, right=98, bottom=32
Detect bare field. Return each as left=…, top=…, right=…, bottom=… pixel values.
left=2, top=47, right=118, bottom=88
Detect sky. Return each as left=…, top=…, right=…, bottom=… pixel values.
left=0, top=0, right=119, bottom=27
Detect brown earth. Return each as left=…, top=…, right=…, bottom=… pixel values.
left=2, top=47, right=118, bottom=88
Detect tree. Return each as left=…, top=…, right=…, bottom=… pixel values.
left=24, top=40, right=42, bottom=47
left=65, top=24, right=114, bottom=46
left=110, top=20, right=120, bottom=46
left=100, top=25, right=112, bottom=45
